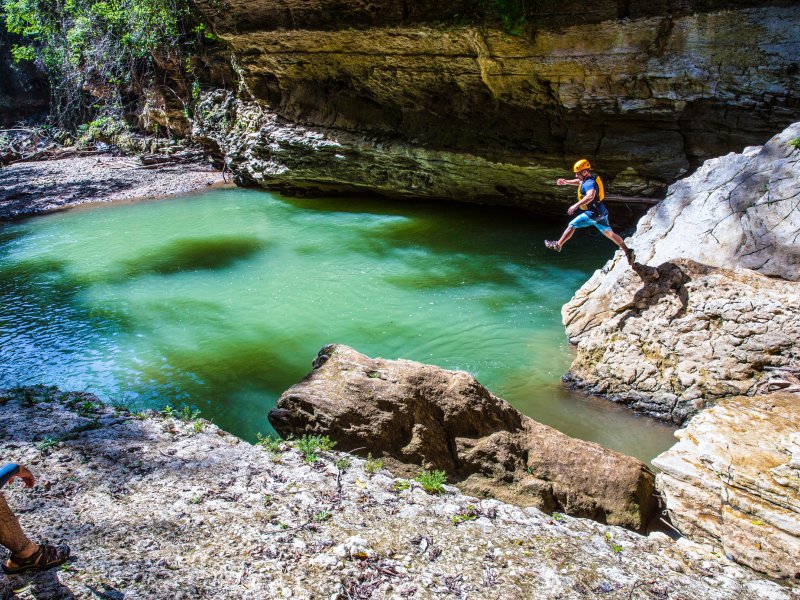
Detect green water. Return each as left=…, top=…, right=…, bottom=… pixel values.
left=0, top=188, right=676, bottom=462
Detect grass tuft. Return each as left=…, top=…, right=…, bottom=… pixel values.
left=415, top=469, right=447, bottom=495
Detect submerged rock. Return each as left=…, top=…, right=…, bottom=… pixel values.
left=653, top=393, right=800, bottom=580
left=270, top=344, right=657, bottom=531
left=562, top=122, right=800, bottom=422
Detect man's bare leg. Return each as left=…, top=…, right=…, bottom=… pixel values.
left=556, top=227, right=576, bottom=249
left=603, top=230, right=634, bottom=263
left=0, top=493, right=37, bottom=558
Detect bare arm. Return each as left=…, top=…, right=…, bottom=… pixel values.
left=568, top=188, right=595, bottom=215
left=556, top=178, right=580, bottom=186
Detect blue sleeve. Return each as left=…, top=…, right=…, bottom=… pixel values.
left=0, top=464, right=19, bottom=487
left=582, top=179, right=598, bottom=195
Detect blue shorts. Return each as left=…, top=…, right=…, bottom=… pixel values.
left=569, top=213, right=612, bottom=233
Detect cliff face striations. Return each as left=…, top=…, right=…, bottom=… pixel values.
left=191, top=0, right=800, bottom=209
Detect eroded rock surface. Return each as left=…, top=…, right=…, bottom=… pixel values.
left=653, top=393, right=800, bottom=580
left=269, top=344, right=656, bottom=531
left=0, top=386, right=795, bottom=599
left=564, top=259, right=800, bottom=423
left=562, top=123, right=800, bottom=422
left=190, top=3, right=800, bottom=206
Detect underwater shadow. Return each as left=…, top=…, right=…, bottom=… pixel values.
left=618, top=262, right=690, bottom=329
left=121, top=236, right=268, bottom=278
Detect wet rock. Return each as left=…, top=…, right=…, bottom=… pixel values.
left=270, top=344, right=657, bottom=531
left=653, top=393, right=800, bottom=579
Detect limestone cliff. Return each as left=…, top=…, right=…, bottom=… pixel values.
left=562, top=122, right=800, bottom=422
left=653, top=393, right=800, bottom=580
left=191, top=1, right=800, bottom=209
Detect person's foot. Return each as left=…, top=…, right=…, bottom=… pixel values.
left=624, top=247, right=635, bottom=264
left=2, top=543, right=71, bottom=575
left=545, top=240, right=561, bottom=252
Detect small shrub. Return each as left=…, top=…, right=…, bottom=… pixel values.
left=393, top=480, right=411, bottom=492
left=335, top=456, right=351, bottom=471
left=295, top=435, right=336, bottom=463
left=192, top=420, right=204, bottom=433
left=552, top=512, right=565, bottom=522
left=790, top=137, right=800, bottom=150
left=36, top=437, right=59, bottom=455
left=256, top=433, right=284, bottom=453
left=415, top=469, right=447, bottom=495
left=77, top=400, right=100, bottom=416
left=179, top=405, right=200, bottom=422
left=364, top=453, right=384, bottom=475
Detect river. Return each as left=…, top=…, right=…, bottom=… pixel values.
left=0, top=188, right=676, bottom=463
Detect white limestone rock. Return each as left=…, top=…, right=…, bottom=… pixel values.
left=653, top=393, right=800, bottom=579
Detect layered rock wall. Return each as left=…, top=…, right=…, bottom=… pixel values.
left=653, top=393, right=800, bottom=579
left=191, top=1, right=800, bottom=207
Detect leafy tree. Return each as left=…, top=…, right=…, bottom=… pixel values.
left=1, top=0, right=211, bottom=127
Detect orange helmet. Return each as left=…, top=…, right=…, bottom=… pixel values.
left=573, top=159, right=591, bottom=173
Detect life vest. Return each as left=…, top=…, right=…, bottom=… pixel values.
left=577, top=174, right=605, bottom=210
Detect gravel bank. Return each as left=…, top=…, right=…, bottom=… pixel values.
left=0, top=156, right=225, bottom=220
left=0, top=386, right=796, bottom=599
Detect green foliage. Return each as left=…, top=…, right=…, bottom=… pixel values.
left=161, top=403, right=201, bottom=423
left=256, top=433, right=284, bottom=453
left=452, top=505, right=479, bottom=525
left=364, top=453, right=384, bottom=475
left=295, top=434, right=336, bottom=463
left=790, top=138, right=800, bottom=150
left=10, top=43, right=35, bottom=61
left=491, top=0, right=527, bottom=35
left=415, top=469, right=447, bottom=495
left=1, top=0, right=210, bottom=126
left=335, top=456, right=351, bottom=471
left=36, top=436, right=59, bottom=455
left=393, top=479, right=410, bottom=492
left=313, top=510, right=331, bottom=522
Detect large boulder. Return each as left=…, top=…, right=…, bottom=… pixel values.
left=562, top=122, right=800, bottom=422
left=563, top=259, right=800, bottom=423
left=269, top=344, right=657, bottom=531
left=653, top=393, right=800, bottom=579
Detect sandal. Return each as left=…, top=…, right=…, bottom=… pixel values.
left=2, top=543, right=71, bottom=575
left=624, top=248, right=635, bottom=264
left=545, top=240, right=561, bottom=252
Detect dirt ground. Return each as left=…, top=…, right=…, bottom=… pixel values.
left=0, top=156, right=226, bottom=220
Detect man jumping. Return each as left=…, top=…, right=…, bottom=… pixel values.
left=545, top=159, right=634, bottom=264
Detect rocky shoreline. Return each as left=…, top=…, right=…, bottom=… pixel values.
left=0, top=155, right=226, bottom=221
left=1, top=386, right=796, bottom=599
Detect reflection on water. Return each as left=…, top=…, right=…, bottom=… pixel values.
left=0, top=189, right=677, bottom=463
